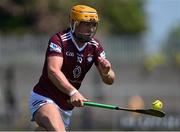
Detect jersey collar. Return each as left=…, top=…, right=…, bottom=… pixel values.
left=70, top=31, right=88, bottom=52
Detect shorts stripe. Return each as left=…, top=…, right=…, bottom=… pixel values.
left=29, top=91, right=72, bottom=129
left=32, top=100, right=47, bottom=107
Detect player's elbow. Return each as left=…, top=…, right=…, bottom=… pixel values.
left=104, top=71, right=115, bottom=85
left=104, top=80, right=114, bottom=85
left=103, top=76, right=115, bottom=85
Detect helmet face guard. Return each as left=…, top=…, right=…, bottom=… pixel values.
left=70, top=5, right=99, bottom=42
left=71, top=21, right=98, bottom=42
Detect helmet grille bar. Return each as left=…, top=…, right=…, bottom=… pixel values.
left=79, top=11, right=97, bottom=14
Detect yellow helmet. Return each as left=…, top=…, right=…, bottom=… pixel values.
left=70, top=5, right=99, bottom=42
left=70, top=5, right=99, bottom=22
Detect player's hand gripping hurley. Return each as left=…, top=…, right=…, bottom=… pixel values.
left=83, top=101, right=165, bottom=118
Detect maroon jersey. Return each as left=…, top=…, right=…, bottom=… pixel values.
left=33, top=28, right=106, bottom=110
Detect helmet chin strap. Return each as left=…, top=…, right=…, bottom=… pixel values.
left=70, top=21, right=77, bottom=33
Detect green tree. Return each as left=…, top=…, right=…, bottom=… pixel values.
left=0, top=0, right=146, bottom=35
left=99, top=0, right=146, bottom=35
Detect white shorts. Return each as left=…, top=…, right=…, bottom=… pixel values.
left=28, top=91, right=72, bottom=129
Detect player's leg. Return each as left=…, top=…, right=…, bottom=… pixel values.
left=29, top=92, right=67, bottom=131
left=34, top=103, right=66, bottom=131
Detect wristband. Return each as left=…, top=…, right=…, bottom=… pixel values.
left=69, top=89, right=78, bottom=96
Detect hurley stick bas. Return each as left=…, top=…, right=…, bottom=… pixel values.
left=83, top=101, right=165, bottom=118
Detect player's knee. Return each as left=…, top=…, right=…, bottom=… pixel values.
left=50, top=122, right=66, bottom=131
left=42, top=117, right=65, bottom=131
left=35, top=116, right=65, bottom=131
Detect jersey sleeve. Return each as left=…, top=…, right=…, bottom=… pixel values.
left=93, top=39, right=106, bottom=65
left=46, top=33, right=63, bottom=57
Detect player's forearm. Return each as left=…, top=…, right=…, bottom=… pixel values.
left=48, top=69, right=77, bottom=96
left=101, top=69, right=115, bottom=85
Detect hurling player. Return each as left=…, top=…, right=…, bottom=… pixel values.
left=29, top=4, right=115, bottom=131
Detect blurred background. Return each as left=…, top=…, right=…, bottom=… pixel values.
left=0, top=0, right=180, bottom=131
